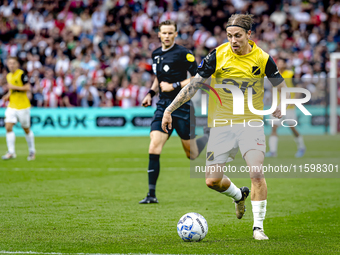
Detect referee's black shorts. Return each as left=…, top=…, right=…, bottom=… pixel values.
left=150, top=100, right=196, bottom=140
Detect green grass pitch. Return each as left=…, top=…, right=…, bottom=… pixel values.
left=0, top=135, right=339, bottom=254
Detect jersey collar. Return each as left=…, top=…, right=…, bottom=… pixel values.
left=10, top=69, right=20, bottom=75
left=231, top=40, right=257, bottom=57
left=162, top=43, right=175, bottom=52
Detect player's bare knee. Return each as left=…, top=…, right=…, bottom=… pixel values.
left=189, top=150, right=198, bottom=160
left=5, top=124, right=13, bottom=132
left=251, top=177, right=265, bottom=188
left=149, top=139, right=165, bottom=154
left=149, top=143, right=162, bottom=154
left=205, top=178, right=222, bottom=190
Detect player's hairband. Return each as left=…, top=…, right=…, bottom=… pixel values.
left=226, top=25, right=250, bottom=31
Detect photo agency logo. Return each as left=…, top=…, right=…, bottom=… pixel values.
left=199, top=81, right=312, bottom=127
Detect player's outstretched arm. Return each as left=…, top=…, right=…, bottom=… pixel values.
left=161, top=73, right=206, bottom=133
left=166, top=73, right=205, bottom=113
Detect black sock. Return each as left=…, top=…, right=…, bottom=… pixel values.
left=148, top=154, right=160, bottom=197
left=196, top=135, right=209, bottom=155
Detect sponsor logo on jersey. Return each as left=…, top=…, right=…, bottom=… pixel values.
left=252, top=66, right=261, bottom=75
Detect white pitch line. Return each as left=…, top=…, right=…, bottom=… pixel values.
left=108, top=167, right=184, bottom=171
left=5, top=167, right=185, bottom=172
left=0, top=252, right=183, bottom=255
left=10, top=168, right=103, bottom=171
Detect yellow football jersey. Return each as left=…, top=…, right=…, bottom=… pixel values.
left=197, top=40, right=283, bottom=127
left=7, top=69, right=31, bottom=110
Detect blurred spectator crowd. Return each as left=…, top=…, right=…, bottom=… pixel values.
left=0, top=0, right=339, bottom=108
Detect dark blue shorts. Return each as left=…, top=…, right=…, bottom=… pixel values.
left=150, top=100, right=196, bottom=140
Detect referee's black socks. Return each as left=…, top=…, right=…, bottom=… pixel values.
left=148, top=154, right=160, bottom=198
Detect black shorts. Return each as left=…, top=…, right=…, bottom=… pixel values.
left=150, top=100, right=196, bottom=140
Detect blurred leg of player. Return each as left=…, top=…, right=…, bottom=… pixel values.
left=3, top=108, right=36, bottom=160
left=291, top=126, right=306, bottom=158
left=2, top=108, right=17, bottom=160
left=19, top=108, right=36, bottom=160
left=3, top=122, right=16, bottom=160
left=266, top=123, right=279, bottom=157
left=267, top=109, right=306, bottom=158
left=24, top=127, right=36, bottom=161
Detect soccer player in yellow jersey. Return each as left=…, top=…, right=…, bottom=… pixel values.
left=266, top=58, right=306, bottom=158
left=162, top=14, right=289, bottom=240
left=2, top=57, right=36, bottom=160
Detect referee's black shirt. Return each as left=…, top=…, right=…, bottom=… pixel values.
left=152, top=44, right=197, bottom=101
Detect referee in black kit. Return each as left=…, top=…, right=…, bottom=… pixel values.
left=139, top=20, right=209, bottom=204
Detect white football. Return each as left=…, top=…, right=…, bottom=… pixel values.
left=177, top=212, right=208, bottom=242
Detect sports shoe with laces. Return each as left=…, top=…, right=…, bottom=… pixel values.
left=234, top=186, right=250, bottom=219
left=139, top=193, right=159, bottom=204
left=253, top=227, right=269, bottom=240
left=2, top=152, right=16, bottom=160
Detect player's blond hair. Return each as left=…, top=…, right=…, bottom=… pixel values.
left=226, top=14, right=254, bottom=32
left=7, top=56, right=19, bottom=63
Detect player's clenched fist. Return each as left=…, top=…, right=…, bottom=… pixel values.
left=162, top=110, right=172, bottom=133
left=160, top=81, right=174, bottom=92
left=141, top=93, right=152, bottom=107
left=272, top=107, right=282, bottom=119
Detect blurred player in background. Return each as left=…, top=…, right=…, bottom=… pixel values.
left=162, top=14, right=289, bottom=240
left=2, top=57, right=36, bottom=161
left=139, top=20, right=209, bottom=204
left=266, top=58, right=306, bottom=158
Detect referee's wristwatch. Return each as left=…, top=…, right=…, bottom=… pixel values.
left=172, top=82, right=181, bottom=89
